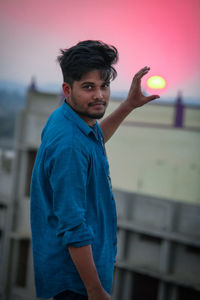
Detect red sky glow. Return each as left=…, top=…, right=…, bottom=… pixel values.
left=0, top=0, right=200, bottom=99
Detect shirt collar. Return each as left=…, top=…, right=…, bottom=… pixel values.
left=61, top=100, right=97, bottom=138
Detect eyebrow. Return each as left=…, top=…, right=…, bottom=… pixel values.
left=81, top=81, right=110, bottom=86
left=81, top=82, right=95, bottom=86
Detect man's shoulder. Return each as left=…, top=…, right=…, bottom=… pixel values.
left=42, top=107, right=75, bottom=141
left=44, top=116, right=89, bottom=153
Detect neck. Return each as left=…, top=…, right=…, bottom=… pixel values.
left=83, top=118, right=96, bottom=126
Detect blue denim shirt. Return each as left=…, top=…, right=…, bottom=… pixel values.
left=30, top=101, right=117, bottom=298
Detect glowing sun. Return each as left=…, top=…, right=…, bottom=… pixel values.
left=147, top=75, right=166, bottom=89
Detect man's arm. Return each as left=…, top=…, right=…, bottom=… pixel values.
left=47, top=146, right=110, bottom=298
left=68, top=245, right=111, bottom=300
left=100, top=67, right=160, bottom=143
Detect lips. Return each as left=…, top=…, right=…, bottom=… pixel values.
left=89, top=101, right=106, bottom=107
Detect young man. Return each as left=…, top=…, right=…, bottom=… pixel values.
left=30, top=40, right=159, bottom=300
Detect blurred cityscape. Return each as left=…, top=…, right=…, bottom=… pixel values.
left=0, top=80, right=200, bottom=300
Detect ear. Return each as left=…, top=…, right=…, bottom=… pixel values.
left=62, top=82, right=72, bottom=99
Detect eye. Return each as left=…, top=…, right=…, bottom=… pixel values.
left=83, top=84, right=93, bottom=90
left=102, top=82, right=110, bottom=89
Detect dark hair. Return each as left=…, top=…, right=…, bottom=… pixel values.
left=57, top=40, right=118, bottom=86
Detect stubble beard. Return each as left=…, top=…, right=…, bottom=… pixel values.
left=68, top=96, right=107, bottom=120
left=77, top=109, right=106, bottom=120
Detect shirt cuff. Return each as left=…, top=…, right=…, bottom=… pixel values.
left=61, top=223, right=94, bottom=247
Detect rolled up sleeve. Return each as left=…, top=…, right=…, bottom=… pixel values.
left=46, top=144, right=93, bottom=247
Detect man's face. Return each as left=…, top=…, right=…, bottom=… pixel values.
left=63, top=70, right=110, bottom=126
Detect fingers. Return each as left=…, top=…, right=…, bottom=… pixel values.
left=134, top=66, right=150, bottom=81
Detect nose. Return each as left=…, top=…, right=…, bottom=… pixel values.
left=93, top=88, right=103, bottom=100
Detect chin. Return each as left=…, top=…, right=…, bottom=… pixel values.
left=91, top=111, right=106, bottom=119
left=77, top=109, right=106, bottom=120
left=83, top=109, right=106, bottom=119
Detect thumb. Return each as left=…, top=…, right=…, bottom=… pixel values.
left=147, top=95, right=160, bottom=102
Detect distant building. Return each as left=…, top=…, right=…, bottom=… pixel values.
left=106, top=93, right=200, bottom=204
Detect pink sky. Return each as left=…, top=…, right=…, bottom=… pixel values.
left=0, top=0, right=200, bottom=99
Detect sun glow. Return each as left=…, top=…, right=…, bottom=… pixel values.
left=147, top=76, right=166, bottom=89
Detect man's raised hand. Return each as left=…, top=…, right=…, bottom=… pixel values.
left=125, top=66, right=160, bottom=109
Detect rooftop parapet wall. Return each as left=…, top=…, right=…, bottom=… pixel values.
left=112, top=189, right=200, bottom=300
